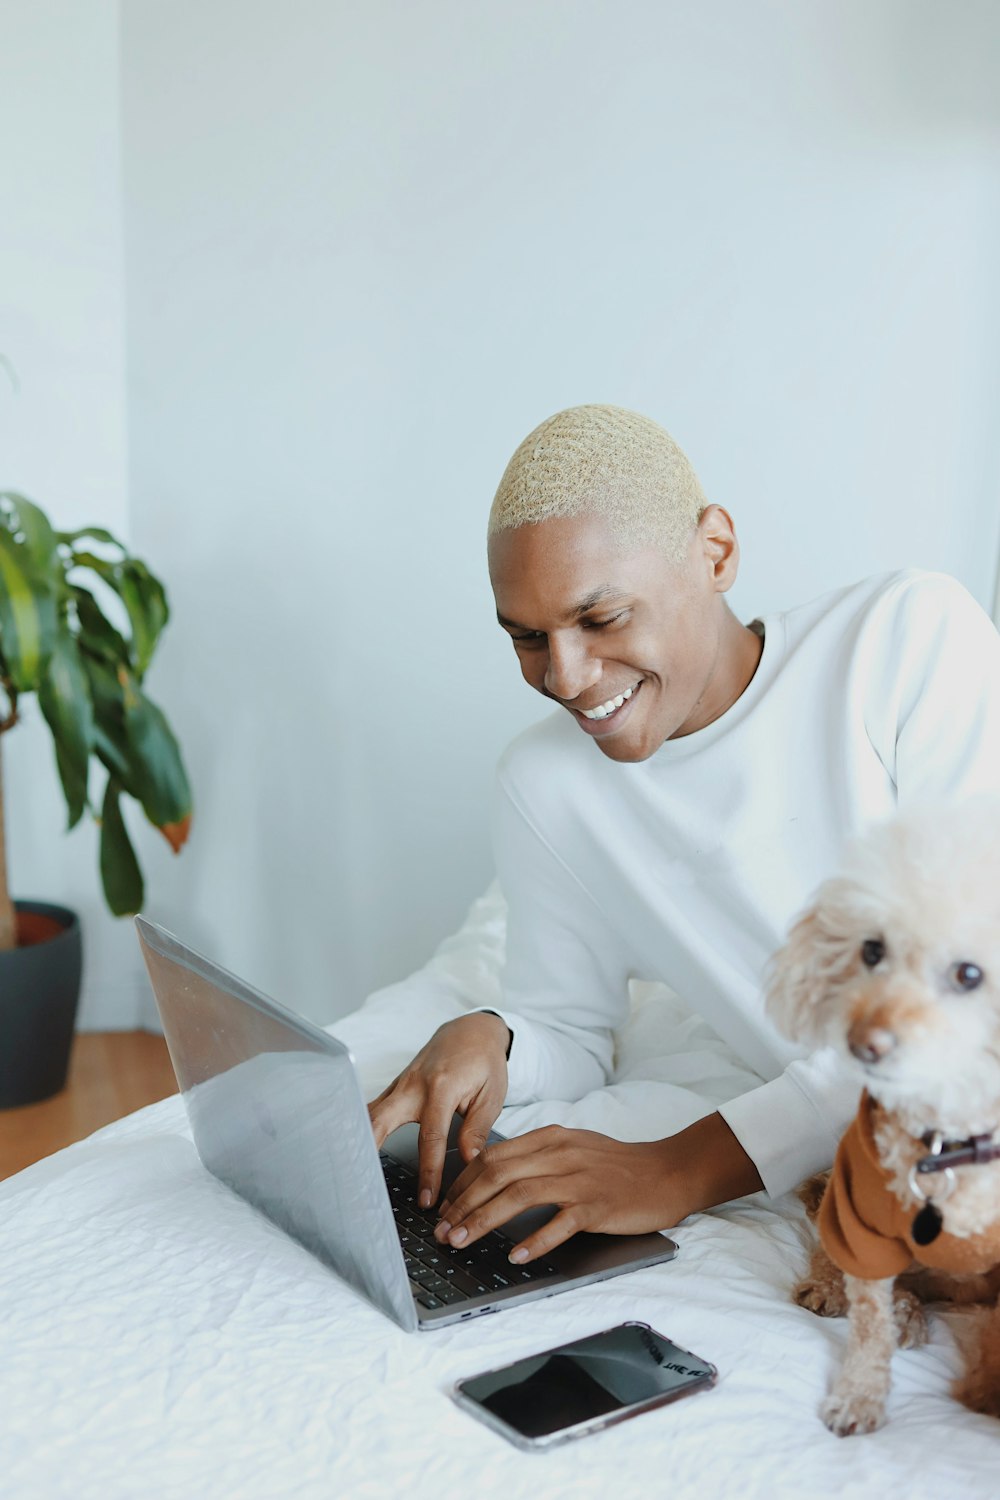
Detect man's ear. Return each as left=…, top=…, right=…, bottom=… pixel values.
left=697, top=504, right=739, bottom=593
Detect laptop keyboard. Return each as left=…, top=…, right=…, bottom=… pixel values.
left=380, top=1153, right=561, bottom=1310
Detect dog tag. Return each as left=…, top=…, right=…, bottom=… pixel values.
left=912, top=1203, right=943, bottom=1246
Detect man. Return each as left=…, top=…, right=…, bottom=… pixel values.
left=369, top=404, right=1000, bottom=1269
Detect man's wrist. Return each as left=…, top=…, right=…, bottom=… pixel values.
left=470, top=1009, right=513, bottom=1060
left=476, top=1014, right=512, bottom=1062
left=651, top=1111, right=765, bottom=1221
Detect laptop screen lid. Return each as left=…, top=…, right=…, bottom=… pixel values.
left=135, top=916, right=418, bottom=1332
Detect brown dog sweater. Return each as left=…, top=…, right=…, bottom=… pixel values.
left=819, top=1092, right=1000, bottom=1280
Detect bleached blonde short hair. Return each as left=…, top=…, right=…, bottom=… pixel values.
left=488, top=404, right=707, bottom=559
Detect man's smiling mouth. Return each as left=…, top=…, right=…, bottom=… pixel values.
left=578, top=681, right=642, bottom=720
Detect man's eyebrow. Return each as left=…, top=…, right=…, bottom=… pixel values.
left=496, top=586, right=628, bottom=631
left=570, top=586, right=626, bottom=616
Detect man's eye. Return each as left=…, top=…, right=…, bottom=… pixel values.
left=510, top=631, right=545, bottom=646
left=583, top=612, right=626, bottom=630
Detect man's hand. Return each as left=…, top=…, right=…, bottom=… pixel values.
left=433, top=1112, right=764, bottom=1263
left=367, top=1012, right=511, bottom=1210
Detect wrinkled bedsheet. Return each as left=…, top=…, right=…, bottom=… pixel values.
left=2, top=891, right=999, bottom=1498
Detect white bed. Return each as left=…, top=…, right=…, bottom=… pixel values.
left=2, top=886, right=998, bottom=1499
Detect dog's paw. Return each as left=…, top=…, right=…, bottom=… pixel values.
left=820, top=1388, right=888, bottom=1437
left=795, top=1274, right=848, bottom=1318
left=892, top=1288, right=928, bottom=1349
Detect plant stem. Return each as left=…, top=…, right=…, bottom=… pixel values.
left=0, top=733, right=17, bottom=951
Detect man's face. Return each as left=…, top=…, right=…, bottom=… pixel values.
left=488, top=509, right=744, bottom=763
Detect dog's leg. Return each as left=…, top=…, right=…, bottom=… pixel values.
left=820, top=1275, right=897, bottom=1436
left=891, top=1286, right=928, bottom=1349
left=902, top=1263, right=1000, bottom=1308
left=796, top=1240, right=848, bottom=1318
left=953, top=1301, right=1000, bottom=1418
left=796, top=1242, right=927, bottom=1348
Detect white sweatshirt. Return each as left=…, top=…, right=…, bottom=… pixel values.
left=487, top=571, right=1000, bottom=1197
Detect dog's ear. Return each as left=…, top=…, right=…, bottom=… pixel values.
left=765, top=877, right=860, bottom=1046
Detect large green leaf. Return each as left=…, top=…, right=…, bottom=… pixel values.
left=72, top=585, right=130, bottom=665
left=0, top=528, right=57, bottom=690
left=84, top=659, right=191, bottom=850
left=0, top=492, right=58, bottom=574
left=66, top=549, right=170, bottom=680
left=57, top=525, right=126, bottom=550
left=117, top=560, right=168, bottom=678
left=81, top=655, right=135, bottom=787
left=37, top=626, right=95, bottom=828
left=121, top=676, right=192, bottom=832
left=99, top=777, right=144, bottom=916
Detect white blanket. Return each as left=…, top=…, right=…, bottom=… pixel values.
left=2, top=888, right=998, bottom=1499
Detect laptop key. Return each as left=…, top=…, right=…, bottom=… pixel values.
left=471, top=1240, right=559, bottom=1280
left=433, top=1282, right=467, bottom=1306
left=468, top=1248, right=516, bottom=1278
left=417, top=1275, right=465, bottom=1306
left=416, top=1293, right=443, bottom=1310
left=440, top=1265, right=490, bottom=1297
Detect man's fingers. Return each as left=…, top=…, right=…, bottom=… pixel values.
left=439, top=1135, right=555, bottom=1223
left=416, top=1108, right=455, bottom=1209
left=506, top=1207, right=581, bottom=1264
left=367, top=1078, right=417, bottom=1149
left=439, top=1172, right=570, bottom=1249
left=456, top=1088, right=503, bottom=1164
left=368, top=1072, right=402, bottom=1109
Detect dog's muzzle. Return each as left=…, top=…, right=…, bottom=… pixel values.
left=848, top=1025, right=896, bottom=1064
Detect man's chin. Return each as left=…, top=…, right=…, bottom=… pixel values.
left=592, top=728, right=659, bottom=763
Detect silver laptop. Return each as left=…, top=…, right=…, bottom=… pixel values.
left=135, top=917, right=678, bottom=1331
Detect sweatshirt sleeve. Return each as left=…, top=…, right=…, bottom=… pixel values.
left=482, top=762, right=634, bottom=1105
left=867, top=571, right=1000, bottom=804
left=718, top=1050, right=860, bottom=1197
left=724, top=573, right=1000, bottom=1198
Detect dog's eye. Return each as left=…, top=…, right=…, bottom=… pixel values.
left=949, top=961, right=984, bottom=993
left=861, top=938, right=885, bottom=968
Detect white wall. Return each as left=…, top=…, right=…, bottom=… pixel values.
left=118, top=0, right=1000, bottom=1027
left=0, top=0, right=140, bottom=1027
left=6, top=2, right=999, bottom=1030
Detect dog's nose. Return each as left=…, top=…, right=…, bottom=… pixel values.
left=848, top=1026, right=897, bottom=1065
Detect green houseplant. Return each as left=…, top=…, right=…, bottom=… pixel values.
left=0, top=489, right=191, bottom=1104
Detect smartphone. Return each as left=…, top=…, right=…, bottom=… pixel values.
left=451, top=1321, right=717, bottom=1451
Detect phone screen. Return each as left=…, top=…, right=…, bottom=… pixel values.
left=454, top=1322, right=716, bottom=1446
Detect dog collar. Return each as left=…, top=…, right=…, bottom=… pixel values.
left=915, top=1129, right=1000, bottom=1175
left=868, top=1097, right=1000, bottom=1246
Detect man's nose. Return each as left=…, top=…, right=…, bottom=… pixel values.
left=544, top=634, right=602, bottom=702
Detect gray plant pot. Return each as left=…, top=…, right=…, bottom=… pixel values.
left=0, top=900, right=82, bottom=1109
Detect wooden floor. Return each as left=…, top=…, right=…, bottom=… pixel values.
left=0, top=1031, right=178, bottom=1182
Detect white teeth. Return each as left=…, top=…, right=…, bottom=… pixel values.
left=582, top=684, right=636, bottom=720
